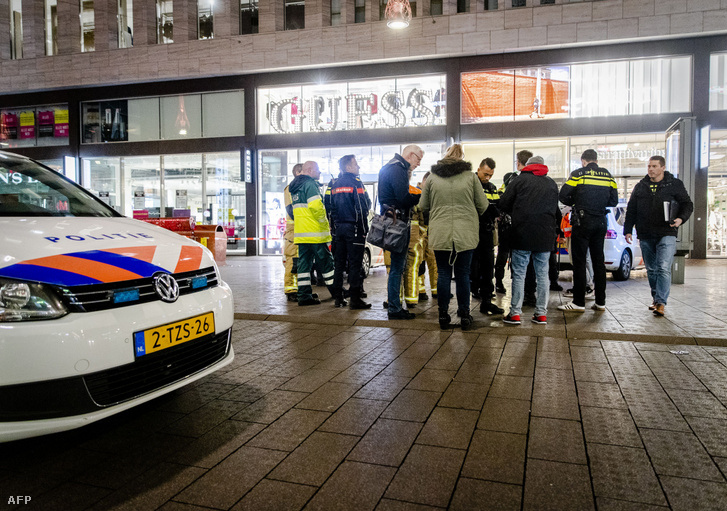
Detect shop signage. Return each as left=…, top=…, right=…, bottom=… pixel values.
left=175, top=189, right=188, bottom=209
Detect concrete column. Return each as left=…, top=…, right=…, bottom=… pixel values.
left=188, top=0, right=199, bottom=39
left=133, top=0, right=152, bottom=45
left=172, top=0, right=189, bottom=40
left=57, top=0, right=81, bottom=54
left=229, top=0, right=240, bottom=36
left=214, top=0, right=230, bottom=37
left=258, top=1, right=282, bottom=33
left=305, top=0, right=322, bottom=29
left=0, top=1, right=10, bottom=59
left=19, top=0, right=37, bottom=59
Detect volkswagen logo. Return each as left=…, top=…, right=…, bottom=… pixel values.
left=153, top=273, right=179, bottom=303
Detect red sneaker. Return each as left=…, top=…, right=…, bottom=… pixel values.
left=531, top=314, right=547, bottom=325
left=503, top=313, right=521, bottom=325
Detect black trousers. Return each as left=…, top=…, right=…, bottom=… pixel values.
left=332, top=224, right=366, bottom=300
left=570, top=213, right=608, bottom=306
left=471, top=229, right=495, bottom=303
left=495, top=233, right=510, bottom=284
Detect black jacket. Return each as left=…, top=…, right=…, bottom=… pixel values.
left=329, top=172, right=371, bottom=237
left=478, top=181, right=499, bottom=241
left=623, top=172, right=693, bottom=240
left=378, top=153, right=420, bottom=216
left=498, top=165, right=560, bottom=252
left=559, top=162, right=618, bottom=216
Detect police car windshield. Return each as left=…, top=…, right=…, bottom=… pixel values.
left=0, top=155, right=119, bottom=217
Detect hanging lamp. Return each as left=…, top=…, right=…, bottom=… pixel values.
left=385, top=0, right=412, bottom=29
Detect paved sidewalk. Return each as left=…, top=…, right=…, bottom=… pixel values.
left=2, top=321, right=727, bottom=510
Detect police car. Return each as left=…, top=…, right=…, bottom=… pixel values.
left=0, top=152, right=234, bottom=442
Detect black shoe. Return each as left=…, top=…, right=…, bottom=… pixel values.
left=286, top=293, right=298, bottom=302
left=312, top=293, right=319, bottom=299
left=461, top=314, right=475, bottom=331
left=298, top=298, right=321, bottom=306
left=360, top=291, right=368, bottom=298
left=334, top=298, right=348, bottom=308
left=350, top=298, right=372, bottom=310
left=388, top=310, right=416, bottom=320
left=496, top=283, right=506, bottom=294
left=439, top=311, right=452, bottom=330
left=472, top=291, right=481, bottom=300
left=406, top=302, right=417, bottom=309
left=343, top=288, right=351, bottom=298
left=383, top=301, right=388, bottom=309
left=550, top=283, right=563, bottom=291
left=419, top=293, right=429, bottom=301
left=431, top=293, right=437, bottom=298
left=481, top=302, right=504, bottom=315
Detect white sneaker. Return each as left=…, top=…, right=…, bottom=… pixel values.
left=558, top=301, right=585, bottom=312
left=585, top=289, right=595, bottom=300
left=592, top=303, right=606, bottom=311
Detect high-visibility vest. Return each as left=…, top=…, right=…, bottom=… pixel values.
left=561, top=212, right=572, bottom=238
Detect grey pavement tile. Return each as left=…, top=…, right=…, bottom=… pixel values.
left=607, top=356, right=653, bottom=377
left=669, top=346, right=717, bottom=363
left=581, top=407, right=642, bottom=448
left=298, top=343, right=347, bottom=360
left=267, top=431, right=358, bottom=486
left=577, top=381, right=627, bottom=409
left=304, top=461, right=396, bottom=511
left=360, top=347, right=407, bottom=366
left=527, top=417, right=587, bottom=464
left=450, top=478, right=521, bottom=511
left=660, top=476, right=727, bottom=511
left=619, top=385, right=690, bottom=431
left=717, top=457, right=727, bottom=477
left=682, top=361, right=727, bottom=404
left=573, top=362, right=616, bottom=383
left=496, top=355, right=536, bottom=377
left=354, top=374, right=412, bottom=401
left=587, top=444, right=667, bottom=506
left=534, top=366, right=576, bottom=387
left=318, top=398, right=389, bottom=436
left=278, top=369, right=342, bottom=393
left=522, top=459, right=594, bottom=511
left=166, top=420, right=266, bottom=468
left=295, top=382, right=361, bottom=412
left=539, top=337, right=570, bottom=353
left=231, top=390, right=308, bottom=424
left=230, top=479, right=316, bottom=511
left=441, top=334, right=478, bottom=351
left=438, top=381, right=489, bottom=410
left=312, top=352, right=365, bottom=372
left=635, top=342, right=673, bottom=351
left=594, top=498, right=669, bottom=511
left=416, top=330, right=453, bottom=345
left=384, top=445, right=465, bottom=508
left=601, top=341, right=641, bottom=358
left=246, top=409, right=331, bottom=451
left=221, top=375, right=291, bottom=402
left=381, top=389, right=442, bottom=422
left=502, top=340, right=537, bottom=358
left=348, top=418, right=423, bottom=466
left=381, top=357, right=429, bottom=378
left=461, top=430, right=526, bottom=485
left=375, top=499, right=443, bottom=510
left=400, top=343, right=440, bottom=359
left=324, top=330, right=368, bottom=345
left=454, top=362, right=498, bottom=385
left=684, top=416, right=727, bottom=457
left=20, top=482, right=109, bottom=511
left=331, top=363, right=386, bottom=385
left=474, top=334, right=507, bottom=348
left=91, top=463, right=207, bottom=511
left=640, top=428, right=724, bottom=482
left=488, top=375, right=533, bottom=400
left=158, top=502, right=219, bottom=511
left=571, top=346, right=609, bottom=364
left=406, top=368, right=457, bottom=392
left=535, top=351, right=572, bottom=370
left=652, top=366, right=708, bottom=391
left=478, top=397, right=531, bottom=434
left=531, top=384, right=580, bottom=421
left=464, top=347, right=504, bottom=365
left=569, top=339, right=602, bottom=347
left=425, top=349, right=469, bottom=371
left=264, top=358, right=319, bottom=378
left=416, top=407, right=479, bottom=449
left=175, top=447, right=286, bottom=509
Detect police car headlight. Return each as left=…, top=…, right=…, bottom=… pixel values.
left=0, top=278, right=68, bottom=322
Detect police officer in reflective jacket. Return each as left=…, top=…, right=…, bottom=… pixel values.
left=330, top=155, right=372, bottom=309
left=558, top=149, right=618, bottom=312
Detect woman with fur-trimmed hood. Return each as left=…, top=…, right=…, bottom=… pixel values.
left=420, top=144, right=488, bottom=330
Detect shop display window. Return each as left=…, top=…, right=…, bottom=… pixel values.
left=124, top=156, right=162, bottom=218
left=83, top=158, right=122, bottom=213
left=161, top=94, right=202, bottom=140
left=197, top=0, right=213, bottom=39
left=202, top=91, right=245, bottom=138
left=44, top=0, right=58, bottom=55
left=157, top=0, right=173, bottom=43
left=206, top=152, right=246, bottom=254
left=163, top=154, right=203, bottom=223
left=257, top=74, right=446, bottom=135
left=710, top=53, right=727, bottom=111
left=708, top=130, right=727, bottom=257
left=0, top=104, right=69, bottom=148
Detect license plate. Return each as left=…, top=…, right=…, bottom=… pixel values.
left=133, top=312, right=215, bottom=357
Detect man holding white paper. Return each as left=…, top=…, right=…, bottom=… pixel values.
left=623, top=156, right=693, bottom=317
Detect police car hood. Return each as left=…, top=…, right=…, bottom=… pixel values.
left=0, top=217, right=215, bottom=287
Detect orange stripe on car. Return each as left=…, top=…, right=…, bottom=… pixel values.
left=175, top=246, right=203, bottom=273
left=103, top=246, right=157, bottom=262
left=20, top=255, right=142, bottom=283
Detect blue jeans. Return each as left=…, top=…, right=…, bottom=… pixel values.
left=387, top=244, right=409, bottom=313
left=639, top=236, right=676, bottom=306
left=435, top=249, right=474, bottom=317
left=510, top=249, right=550, bottom=317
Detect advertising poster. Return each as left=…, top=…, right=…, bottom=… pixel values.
left=19, top=111, right=35, bottom=139
left=38, top=111, right=54, bottom=137
left=133, top=190, right=146, bottom=210
left=98, top=191, right=111, bottom=205
left=175, top=189, right=188, bottom=209
left=54, top=109, right=69, bottom=138
left=264, top=191, right=285, bottom=251
left=1, top=112, right=18, bottom=140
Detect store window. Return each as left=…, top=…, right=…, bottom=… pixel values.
left=206, top=152, right=246, bottom=253
left=9, top=0, right=22, bottom=59
left=125, top=156, right=162, bottom=218
left=710, top=53, right=727, bottom=111
left=0, top=104, right=69, bottom=148
left=285, top=0, right=304, bottom=30
left=80, top=0, right=95, bottom=52
left=163, top=154, right=203, bottom=223
left=118, top=0, right=133, bottom=48
left=198, top=0, right=213, bottom=39
left=331, top=0, right=341, bottom=25
left=258, top=143, right=443, bottom=255
left=157, top=0, right=173, bottom=43
left=484, top=0, right=497, bottom=10
left=708, top=130, right=727, bottom=257
left=44, top=0, right=58, bottom=55
left=240, top=0, right=258, bottom=35
left=457, top=0, right=469, bottom=13
left=161, top=95, right=202, bottom=139
left=202, top=91, right=245, bottom=138
left=355, top=0, right=365, bottom=23
left=258, top=74, right=446, bottom=135
left=83, top=158, right=122, bottom=212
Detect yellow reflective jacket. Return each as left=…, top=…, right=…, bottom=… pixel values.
left=288, top=175, right=332, bottom=244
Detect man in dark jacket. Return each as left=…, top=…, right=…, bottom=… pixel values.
left=378, top=145, right=423, bottom=320
left=471, top=157, right=504, bottom=316
left=498, top=155, right=559, bottom=325
left=624, top=155, right=693, bottom=317
left=330, top=155, right=372, bottom=310
left=558, top=149, right=618, bottom=312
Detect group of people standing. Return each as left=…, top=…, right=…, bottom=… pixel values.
left=282, top=143, right=694, bottom=329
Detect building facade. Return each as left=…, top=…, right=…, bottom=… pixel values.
left=1, top=0, right=727, bottom=257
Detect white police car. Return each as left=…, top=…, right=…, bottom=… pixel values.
left=0, top=152, right=234, bottom=442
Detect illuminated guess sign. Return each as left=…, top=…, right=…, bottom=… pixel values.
left=258, top=76, right=447, bottom=134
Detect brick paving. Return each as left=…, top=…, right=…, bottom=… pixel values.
left=1, top=260, right=727, bottom=510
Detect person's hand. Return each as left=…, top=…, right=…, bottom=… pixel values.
left=670, top=218, right=683, bottom=228
left=625, top=233, right=632, bottom=244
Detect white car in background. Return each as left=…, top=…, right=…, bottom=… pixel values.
left=0, top=152, right=234, bottom=442
left=557, top=205, right=643, bottom=281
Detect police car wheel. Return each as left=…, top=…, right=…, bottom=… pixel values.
left=362, top=249, right=371, bottom=277
left=612, top=250, right=632, bottom=281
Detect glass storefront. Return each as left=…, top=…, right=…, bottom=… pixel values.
left=0, top=104, right=69, bottom=148
left=708, top=129, right=727, bottom=257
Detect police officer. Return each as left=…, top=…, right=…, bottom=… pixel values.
left=330, top=155, right=372, bottom=309
left=558, top=149, right=618, bottom=312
